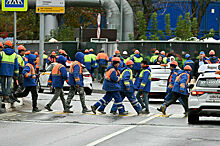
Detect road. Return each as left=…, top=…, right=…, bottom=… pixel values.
left=0, top=92, right=220, bottom=146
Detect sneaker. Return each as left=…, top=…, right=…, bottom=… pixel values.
left=45, top=105, right=53, bottom=111
left=91, top=105, right=97, bottom=114
left=119, top=111, right=128, bottom=116
left=82, top=108, right=91, bottom=113
left=32, top=107, right=41, bottom=113
left=110, top=110, right=117, bottom=115
left=161, top=106, right=166, bottom=115
left=64, top=109, right=73, bottom=113
left=157, top=107, right=162, bottom=112
left=98, top=110, right=106, bottom=114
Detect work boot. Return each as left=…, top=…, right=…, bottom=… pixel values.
left=142, top=110, right=150, bottom=115
left=45, top=104, right=53, bottom=111
left=110, top=110, right=117, bottom=115
left=9, top=94, right=20, bottom=103
left=91, top=105, right=97, bottom=114
left=32, top=107, right=41, bottom=113
left=161, top=105, right=166, bottom=115
left=64, top=109, right=73, bottom=113
left=82, top=107, right=91, bottom=113
left=66, top=105, right=73, bottom=109
left=119, top=111, right=128, bottom=116
left=98, top=110, right=106, bottom=114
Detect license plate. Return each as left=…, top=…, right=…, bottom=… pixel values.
left=206, top=95, right=220, bottom=103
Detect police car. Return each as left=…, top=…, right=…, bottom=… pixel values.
left=188, top=64, right=220, bottom=124
left=38, top=62, right=93, bottom=95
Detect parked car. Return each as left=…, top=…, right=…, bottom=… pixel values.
left=38, top=62, right=93, bottom=95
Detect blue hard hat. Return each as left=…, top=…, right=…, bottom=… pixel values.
left=200, top=51, right=205, bottom=55
left=185, top=54, right=190, bottom=58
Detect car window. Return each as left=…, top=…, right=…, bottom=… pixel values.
left=197, top=78, right=220, bottom=88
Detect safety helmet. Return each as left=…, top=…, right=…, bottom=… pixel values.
left=161, top=51, right=165, bottom=55
left=112, top=57, right=121, bottom=62
left=17, top=45, right=26, bottom=51
left=134, top=50, right=140, bottom=54
left=85, top=49, right=89, bottom=53
left=34, top=52, right=39, bottom=56
left=0, top=42, right=3, bottom=48
left=4, top=40, right=13, bottom=48
left=51, top=51, right=56, bottom=56
left=200, top=51, right=205, bottom=55
left=89, top=48, right=94, bottom=52
left=115, top=50, right=120, bottom=54
left=25, top=51, right=31, bottom=55
left=184, top=65, right=192, bottom=71
left=209, top=50, right=215, bottom=56
left=155, top=50, right=159, bottom=54
left=59, top=49, right=63, bottom=53
left=100, top=48, right=105, bottom=52
left=185, top=54, right=190, bottom=58
left=123, top=51, right=128, bottom=55
left=170, top=61, right=178, bottom=67
left=126, top=60, right=134, bottom=66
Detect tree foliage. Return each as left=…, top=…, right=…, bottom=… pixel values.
left=165, top=13, right=172, bottom=38
left=137, top=11, right=147, bottom=40
left=192, top=17, right=198, bottom=37
left=150, top=12, right=159, bottom=40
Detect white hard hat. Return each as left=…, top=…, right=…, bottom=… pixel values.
left=123, top=51, right=128, bottom=55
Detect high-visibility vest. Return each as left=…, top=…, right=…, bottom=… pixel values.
left=150, top=55, right=158, bottom=63
left=89, top=54, right=97, bottom=66
left=139, top=69, right=151, bottom=87
left=17, top=54, right=25, bottom=67
left=43, top=54, right=48, bottom=60
left=24, top=63, right=36, bottom=78
left=123, top=57, right=130, bottom=64
left=120, top=69, right=133, bottom=86
left=175, top=73, right=190, bottom=89
left=163, top=57, right=168, bottom=64
left=1, top=51, right=18, bottom=74
left=105, top=68, right=120, bottom=82
left=52, top=63, right=64, bottom=76
left=133, top=56, right=143, bottom=63
left=84, top=54, right=92, bottom=63
left=69, top=61, right=83, bottom=82
left=96, top=53, right=109, bottom=61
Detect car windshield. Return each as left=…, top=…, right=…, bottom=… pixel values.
left=197, top=78, right=220, bottom=88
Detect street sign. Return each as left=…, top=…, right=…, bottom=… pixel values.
left=2, top=0, right=28, bottom=11
left=97, top=27, right=101, bottom=39
left=97, top=13, right=101, bottom=26
left=36, top=0, right=65, bottom=14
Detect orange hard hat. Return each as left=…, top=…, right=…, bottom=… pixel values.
left=112, top=57, right=121, bottom=62
left=170, top=61, right=178, bottom=66
left=60, top=50, right=66, bottom=54
left=0, top=42, right=3, bottom=48
left=51, top=51, right=56, bottom=56
left=25, top=51, right=31, bottom=55
left=85, top=49, right=89, bottom=53
left=126, top=60, right=134, bottom=66
left=161, top=51, right=165, bottom=55
left=155, top=50, right=159, bottom=54
left=209, top=50, right=215, bottom=55
left=184, top=65, right=192, bottom=71
left=17, top=45, right=26, bottom=51
left=59, top=49, right=64, bottom=53
left=34, top=52, right=39, bottom=56
left=89, top=48, right=94, bottom=52
left=115, top=50, right=120, bottom=54
left=134, top=50, right=140, bottom=54
left=4, top=40, right=13, bottom=48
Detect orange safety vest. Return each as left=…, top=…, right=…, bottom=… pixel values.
left=25, top=63, right=36, bottom=78
left=105, top=68, right=120, bottom=82
left=69, top=61, right=83, bottom=74
left=35, top=57, right=40, bottom=69
left=97, top=53, right=109, bottom=61
left=52, top=63, right=64, bottom=76
left=175, top=73, right=190, bottom=88
left=24, top=57, right=28, bottom=62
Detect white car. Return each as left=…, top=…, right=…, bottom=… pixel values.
left=38, top=62, right=93, bottom=95
left=188, top=64, right=220, bottom=124
left=149, top=65, right=179, bottom=97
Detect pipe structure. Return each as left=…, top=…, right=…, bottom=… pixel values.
left=44, top=15, right=58, bottom=37
left=114, top=0, right=134, bottom=41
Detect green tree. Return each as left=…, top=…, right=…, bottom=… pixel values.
left=192, top=17, right=198, bottom=37
left=200, top=28, right=215, bottom=40
left=183, top=12, right=192, bottom=40
left=150, top=12, right=159, bottom=40
left=175, top=15, right=184, bottom=39
left=165, top=14, right=172, bottom=38
left=137, top=11, right=147, bottom=40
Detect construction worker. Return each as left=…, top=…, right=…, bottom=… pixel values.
left=150, top=50, right=159, bottom=64
left=24, top=51, right=31, bottom=64
left=159, top=65, right=192, bottom=115
left=46, top=51, right=57, bottom=65
left=110, top=60, right=142, bottom=115
left=66, top=52, right=91, bottom=113
left=96, top=48, right=109, bottom=83
left=44, top=56, right=72, bottom=113
left=183, top=54, right=194, bottom=78
left=60, top=50, right=71, bottom=61
left=131, top=50, right=143, bottom=77
left=134, top=60, right=151, bottom=114
left=206, top=50, right=219, bottom=64
left=84, top=49, right=94, bottom=75
left=109, top=50, right=125, bottom=71
left=89, top=48, right=98, bottom=80
left=0, top=40, right=19, bottom=103
left=122, top=51, right=130, bottom=64
left=109, top=50, right=121, bottom=61
left=13, top=54, right=40, bottom=112
left=0, top=42, right=3, bottom=52
left=161, top=51, right=169, bottom=64
left=157, top=61, right=184, bottom=113
left=43, top=51, right=48, bottom=70
left=91, top=57, right=128, bottom=116
left=34, top=52, right=40, bottom=74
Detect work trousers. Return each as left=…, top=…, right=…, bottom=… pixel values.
left=136, top=91, right=149, bottom=112
left=164, top=92, right=184, bottom=106
left=98, top=65, right=106, bottom=81
left=47, top=88, right=67, bottom=110
left=1, top=76, right=13, bottom=97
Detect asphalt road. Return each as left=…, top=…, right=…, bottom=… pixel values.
left=0, top=92, right=220, bottom=146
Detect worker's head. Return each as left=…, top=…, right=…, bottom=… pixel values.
left=75, top=52, right=85, bottom=63
left=0, top=42, right=4, bottom=51
left=209, top=50, right=215, bottom=56
left=185, top=54, right=190, bottom=59
left=100, top=48, right=105, bottom=52
left=184, top=65, right=192, bottom=72
left=155, top=50, right=159, bottom=55
left=57, top=55, right=67, bottom=65
left=4, top=40, right=13, bottom=49
left=28, top=54, right=36, bottom=65
left=141, top=60, right=148, bottom=68
left=134, top=50, right=140, bottom=54
left=89, top=48, right=94, bottom=52
left=170, top=61, right=178, bottom=70
left=123, top=51, right=128, bottom=55
left=161, top=51, right=165, bottom=56
left=112, top=57, right=121, bottom=68
left=51, top=51, right=56, bottom=56
left=34, top=52, right=39, bottom=57
left=115, top=50, right=120, bottom=55
left=25, top=51, right=31, bottom=55
left=85, top=49, right=89, bottom=54
left=126, top=60, right=134, bottom=69
left=17, top=45, right=26, bottom=56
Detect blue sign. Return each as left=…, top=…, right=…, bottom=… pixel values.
left=2, top=0, right=28, bottom=11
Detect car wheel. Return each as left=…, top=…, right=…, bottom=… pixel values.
left=84, top=87, right=92, bottom=95
left=38, top=88, right=44, bottom=93
left=188, top=109, right=199, bottom=124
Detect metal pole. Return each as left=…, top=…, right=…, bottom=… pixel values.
left=120, top=0, right=123, bottom=41
left=14, top=11, right=17, bottom=52
left=39, top=14, right=45, bottom=71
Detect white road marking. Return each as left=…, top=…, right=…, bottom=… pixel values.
left=86, top=114, right=156, bottom=146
